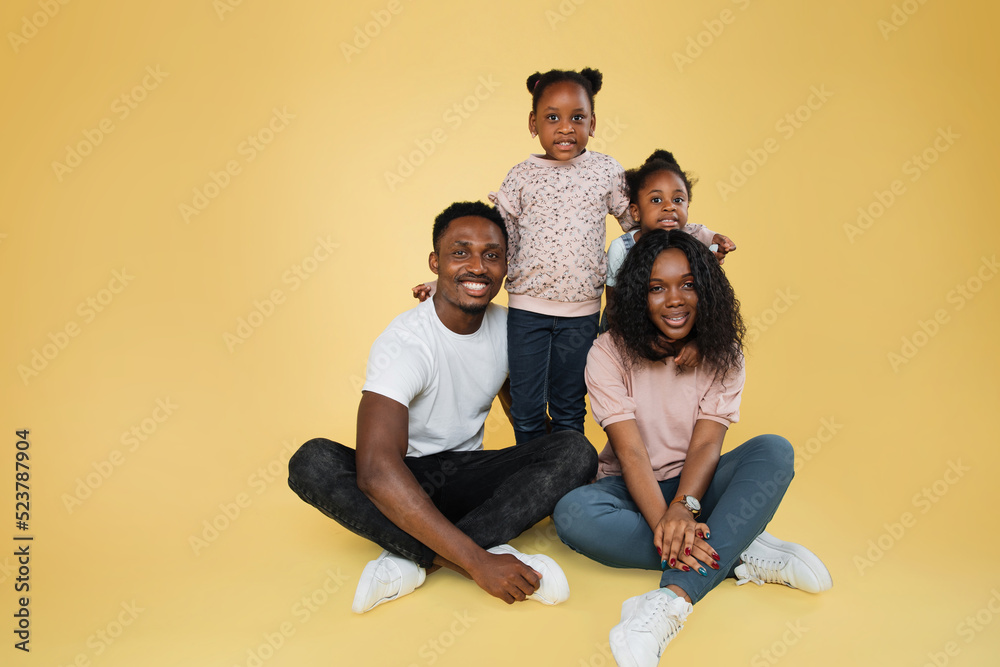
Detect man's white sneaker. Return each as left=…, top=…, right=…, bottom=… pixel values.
left=487, top=544, right=570, bottom=605
left=609, top=589, right=693, bottom=667
left=351, top=550, right=426, bottom=614
left=735, top=531, right=833, bottom=594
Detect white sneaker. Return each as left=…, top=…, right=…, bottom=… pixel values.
left=487, top=544, right=570, bottom=605
left=609, top=589, right=693, bottom=667
left=351, top=550, right=426, bottom=614
left=735, top=531, right=833, bottom=594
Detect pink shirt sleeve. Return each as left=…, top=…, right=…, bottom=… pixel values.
left=584, top=336, right=636, bottom=428
left=607, top=164, right=637, bottom=232
left=697, top=361, right=745, bottom=426
left=684, top=224, right=717, bottom=246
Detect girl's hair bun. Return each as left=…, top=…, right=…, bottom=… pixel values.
left=579, top=68, right=603, bottom=94
left=526, top=72, right=544, bottom=93
left=646, top=149, right=678, bottom=165
left=527, top=68, right=605, bottom=112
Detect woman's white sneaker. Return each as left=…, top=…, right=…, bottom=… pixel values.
left=735, top=531, right=833, bottom=594
left=609, top=589, right=693, bottom=667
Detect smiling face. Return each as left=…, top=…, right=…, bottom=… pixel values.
left=429, top=215, right=507, bottom=333
left=630, top=170, right=690, bottom=236
left=529, top=81, right=595, bottom=161
left=647, top=248, right=698, bottom=344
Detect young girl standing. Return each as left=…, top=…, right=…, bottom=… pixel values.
left=490, top=67, right=635, bottom=444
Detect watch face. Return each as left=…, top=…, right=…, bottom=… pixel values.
left=686, top=496, right=701, bottom=511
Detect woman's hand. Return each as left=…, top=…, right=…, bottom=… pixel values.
left=654, top=504, right=719, bottom=574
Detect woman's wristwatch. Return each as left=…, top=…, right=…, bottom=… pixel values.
left=670, top=494, right=701, bottom=518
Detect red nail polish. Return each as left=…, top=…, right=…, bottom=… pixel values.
left=712, top=552, right=720, bottom=560
left=669, top=558, right=675, bottom=566
left=656, top=546, right=662, bottom=555
left=685, top=547, right=691, bottom=556
left=711, top=562, right=719, bottom=569
left=682, top=565, right=690, bottom=571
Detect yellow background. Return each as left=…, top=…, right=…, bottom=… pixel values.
left=2, top=0, right=999, bottom=665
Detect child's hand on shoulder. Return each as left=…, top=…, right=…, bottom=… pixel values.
left=675, top=340, right=701, bottom=369
left=711, top=234, right=736, bottom=265
left=412, top=282, right=435, bottom=302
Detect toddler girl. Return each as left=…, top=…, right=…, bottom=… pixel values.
left=490, top=67, right=634, bottom=444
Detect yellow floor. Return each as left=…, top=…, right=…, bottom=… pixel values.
left=3, top=1, right=1000, bottom=665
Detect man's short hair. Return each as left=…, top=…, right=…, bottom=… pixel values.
left=432, top=202, right=507, bottom=252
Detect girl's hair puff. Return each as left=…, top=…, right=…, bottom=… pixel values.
left=526, top=68, right=603, bottom=114
left=625, top=149, right=698, bottom=206
left=607, top=229, right=744, bottom=378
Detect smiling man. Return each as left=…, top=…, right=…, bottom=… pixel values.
left=288, top=201, right=598, bottom=613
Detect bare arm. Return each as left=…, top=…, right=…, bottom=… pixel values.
left=497, top=378, right=513, bottom=426
left=355, top=391, right=540, bottom=603
left=605, top=418, right=726, bottom=570
left=659, top=419, right=726, bottom=567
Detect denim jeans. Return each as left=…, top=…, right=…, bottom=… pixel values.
left=507, top=307, right=599, bottom=444
left=287, top=431, right=598, bottom=569
left=553, top=435, right=794, bottom=604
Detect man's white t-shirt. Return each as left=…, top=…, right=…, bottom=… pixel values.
left=362, top=299, right=508, bottom=457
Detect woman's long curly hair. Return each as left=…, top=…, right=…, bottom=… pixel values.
left=607, top=229, right=745, bottom=377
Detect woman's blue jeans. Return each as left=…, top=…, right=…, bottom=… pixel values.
left=553, top=434, right=794, bottom=604
left=507, top=307, right=599, bottom=444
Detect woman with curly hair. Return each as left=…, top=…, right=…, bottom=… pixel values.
left=553, top=229, right=832, bottom=667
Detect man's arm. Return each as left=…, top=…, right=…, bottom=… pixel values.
left=355, top=391, right=541, bottom=603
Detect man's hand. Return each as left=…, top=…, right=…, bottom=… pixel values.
left=466, top=551, right=541, bottom=604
